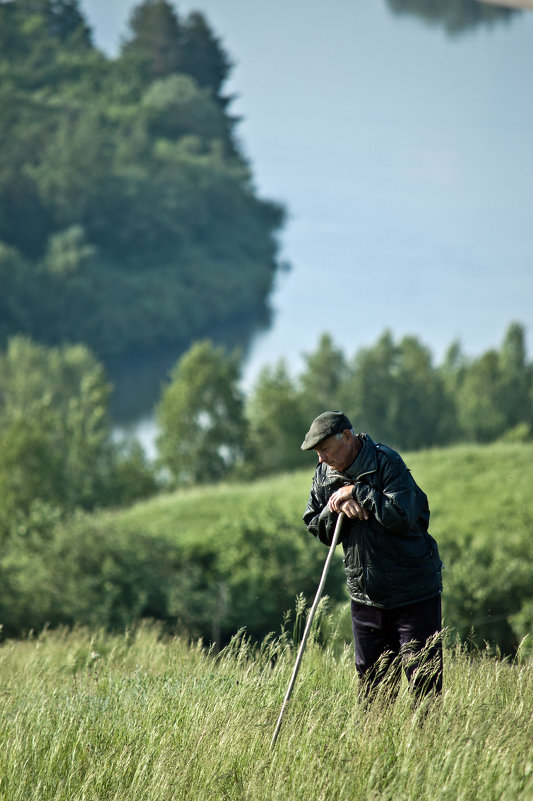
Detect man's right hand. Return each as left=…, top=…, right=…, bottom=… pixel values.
left=338, top=498, right=369, bottom=520
left=328, top=486, right=369, bottom=520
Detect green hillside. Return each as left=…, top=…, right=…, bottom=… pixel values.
left=114, top=440, right=532, bottom=547
left=94, top=442, right=533, bottom=650
left=1, top=442, right=532, bottom=653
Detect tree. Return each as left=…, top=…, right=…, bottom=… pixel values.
left=346, top=330, right=399, bottom=443
left=180, top=12, right=232, bottom=103
left=0, top=0, right=285, bottom=369
left=14, top=0, right=92, bottom=43
left=0, top=0, right=91, bottom=55
left=345, top=331, right=450, bottom=450
left=141, top=73, right=227, bottom=144
left=0, top=242, right=34, bottom=341
left=245, top=360, right=310, bottom=476
left=391, top=335, right=451, bottom=449
left=44, top=225, right=96, bottom=276
left=299, top=333, right=349, bottom=421
left=121, top=0, right=182, bottom=81
left=455, top=350, right=506, bottom=442
left=0, top=412, right=66, bottom=528
left=0, top=0, right=94, bottom=95
left=438, top=339, right=466, bottom=443
left=449, top=323, right=532, bottom=443
left=0, top=337, right=157, bottom=536
left=384, top=0, right=517, bottom=36
left=0, top=338, right=114, bottom=516
left=498, top=322, right=532, bottom=432
left=156, top=340, right=246, bottom=486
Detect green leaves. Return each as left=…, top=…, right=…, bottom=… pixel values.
left=245, top=360, right=310, bottom=476
left=157, top=340, right=247, bottom=486
left=384, top=0, right=518, bottom=36
left=0, top=338, right=157, bottom=539
left=120, top=0, right=183, bottom=82
left=44, top=225, right=96, bottom=276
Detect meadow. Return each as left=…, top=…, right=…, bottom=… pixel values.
left=1, top=442, right=533, bottom=800
left=0, top=622, right=531, bottom=801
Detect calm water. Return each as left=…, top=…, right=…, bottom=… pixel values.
left=88, top=1, right=533, bottom=455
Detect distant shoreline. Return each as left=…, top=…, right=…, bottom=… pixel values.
left=477, top=0, right=533, bottom=9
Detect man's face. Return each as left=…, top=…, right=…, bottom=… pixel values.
left=314, top=431, right=355, bottom=471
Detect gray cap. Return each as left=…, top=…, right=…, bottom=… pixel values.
left=301, top=410, right=353, bottom=451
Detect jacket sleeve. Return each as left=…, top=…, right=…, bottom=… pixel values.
left=303, top=468, right=341, bottom=546
left=352, top=451, right=430, bottom=535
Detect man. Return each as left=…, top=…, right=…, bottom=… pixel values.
left=302, top=410, right=443, bottom=701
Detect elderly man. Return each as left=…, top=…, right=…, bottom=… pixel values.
left=302, top=410, right=443, bottom=700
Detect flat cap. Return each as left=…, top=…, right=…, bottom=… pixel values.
left=301, top=410, right=353, bottom=451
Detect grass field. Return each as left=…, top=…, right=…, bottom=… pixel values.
left=0, top=624, right=532, bottom=801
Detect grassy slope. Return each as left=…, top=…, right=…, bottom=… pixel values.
left=110, top=469, right=312, bottom=543
left=111, top=441, right=533, bottom=547
left=97, top=441, right=533, bottom=649
left=108, top=441, right=533, bottom=600
left=408, top=441, right=533, bottom=547
left=91, top=443, right=533, bottom=652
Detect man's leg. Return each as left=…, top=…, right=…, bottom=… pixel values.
left=393, top=594, right=443, bottom=700
left=351, top=601, right=401, bottom=700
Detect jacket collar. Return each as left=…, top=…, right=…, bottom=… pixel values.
left=328, top=433, right=377, bottom=481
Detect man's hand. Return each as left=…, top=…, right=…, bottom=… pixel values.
left=328, top=485, right=369, bottom=521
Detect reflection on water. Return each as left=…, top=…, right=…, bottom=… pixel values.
left=113, top=414, right=160, bottom=461
left=108, top=303, right=273, bottom=424
left=385, top=0, right=518, bottom=34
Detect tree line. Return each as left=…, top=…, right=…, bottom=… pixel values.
left=157, top=321, right=533, bottom=486
left=0, top=321, right=530, bottom=542
left=0, top=0, right=284, bottom=361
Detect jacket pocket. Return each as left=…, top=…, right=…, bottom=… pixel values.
left=344, top=564, right=365, bottom=598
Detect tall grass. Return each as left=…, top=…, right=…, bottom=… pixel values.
left=1, top=623, right=531, bottom=800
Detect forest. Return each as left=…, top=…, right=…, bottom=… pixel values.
left=154, top=323, right=533, bottom=485
left=0, top=0, right=284, bottom=361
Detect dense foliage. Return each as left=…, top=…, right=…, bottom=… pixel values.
left=0, top=0, right=284, bottom=360
left=0, top=468, right=344, bottom=642
left=0, top=336, right=158, bottom=542
left=156, top=340, right=246, bottom=485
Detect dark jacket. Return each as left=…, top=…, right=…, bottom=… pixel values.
left=303, top=434, right=443, bottom=609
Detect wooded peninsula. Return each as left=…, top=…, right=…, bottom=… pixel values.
left=0, top=0, right=285, bottom=361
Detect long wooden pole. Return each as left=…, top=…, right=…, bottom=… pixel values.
left=270, top=512, right=345, bottom=749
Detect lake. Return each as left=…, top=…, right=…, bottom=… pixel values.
left=91, top=0, right=533, bottom=457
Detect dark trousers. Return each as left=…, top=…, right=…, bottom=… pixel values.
left=351, top=594, right=443, bottom=701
